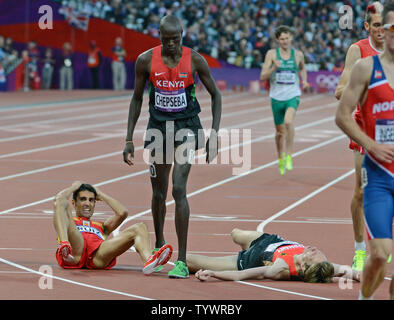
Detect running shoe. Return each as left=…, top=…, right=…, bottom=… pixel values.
left=352, top=249, right=367, bottom=271
left=286, top=155, right=293, bottom=171
left=151, top=247, right=164, bottom=272
left=142, top=243, right=173, bottom=275
left=278, top=158, right=285, bottom=176
left=168, top=260, right=189, bottom=279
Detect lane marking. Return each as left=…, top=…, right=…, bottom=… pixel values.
left=0, top=258, right=153, bottom=300
left=0, top=104, right=337, bottom=183
left=257, top=170, right=355, bottom=232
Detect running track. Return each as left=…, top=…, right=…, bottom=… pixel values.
left=0, top=89, right=392, bottom=301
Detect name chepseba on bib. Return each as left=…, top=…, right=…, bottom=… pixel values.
left=154, top=88, right=187, bottom=112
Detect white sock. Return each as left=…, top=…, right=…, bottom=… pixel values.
left=359, top=290, right=373, bottom=300
left=355, top=241, right=366, bottom=251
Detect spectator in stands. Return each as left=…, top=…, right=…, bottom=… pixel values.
left=59, top=42, right=73, bottom=90
left=50, top=0, right=377, bottom=71
left=41, top=48, right=55, bottom=90
left=111, top=37, right=126, bottom=90
left=87, top=40, right=102, bottom=89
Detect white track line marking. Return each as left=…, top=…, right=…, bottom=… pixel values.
left=0, top=103, right=336, bottom=184
left=0, top=257, right=154, bottom=300
left=236, top=281, right=332, bottom=300
left=257, top=169, right=355, bottom=232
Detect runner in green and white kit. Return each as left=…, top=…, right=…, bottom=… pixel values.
left=260, top=26, right=310, bottom=175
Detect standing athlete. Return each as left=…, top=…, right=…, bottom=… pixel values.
left=335, top=1, right=384, bottom=272
left=260, top=25, right=309, bottom=175
left=123, top=15, right=222, bottom=279
left=335, top=0, right=394, bottom=299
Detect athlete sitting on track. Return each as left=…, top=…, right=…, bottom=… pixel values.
left=53, top=181, right=172, bottom=274
left=187, top=228, right=360, bottom=283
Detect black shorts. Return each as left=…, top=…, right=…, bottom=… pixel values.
left=237, top=233, right=284, bottom=270
left=144, top=115, right=205, bottom=156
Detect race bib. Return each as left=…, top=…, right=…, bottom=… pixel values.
left=155, top=88, right=187, bottom=112
left=276, top=70, right=296, bottom=85
left=375, top=119, right=394, bottom=144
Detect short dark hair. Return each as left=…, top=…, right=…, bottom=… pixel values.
left=275, top=25, right=294, bottom=39
left=73, top=183, right=97, bottom=201
left=383, top=0, right=394, bottom=24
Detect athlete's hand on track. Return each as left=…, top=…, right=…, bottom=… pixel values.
left=195, top=269, right=214, bottom=281
left=369, top=143, right=394, bottom=164
left=123, top=141, right=135, bottom=165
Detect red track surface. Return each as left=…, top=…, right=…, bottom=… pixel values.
left=0, top=89, right=392, bottom=301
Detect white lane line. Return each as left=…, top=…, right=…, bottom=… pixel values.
left=0, top=117, right=343, bottom=215
left=114, top=134, right=346, bottom=234
left=237, top=281, right=332, bottom=300
left=0, top=257, right=153, bottom=300
left=0, top=95, right=321, bottom=159
left=257, top=169, right=355, bottom=232
left=0, top=101, right=337, bottom=183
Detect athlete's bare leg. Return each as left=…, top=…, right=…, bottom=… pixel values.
left=274, top=124, right=286, bottom=159
left=187, top=254, right=239, bottom=273
left=231, top=228, right=263, bottom=250
left=93, top=222, right=152, bottom=268
left=150, top=158, right=172, bottom=249
left=53, top=199, right=85, bottom=263
left=361, top=238, right=392, bottom=298
left=352, top=151, right=365, bottom=244
left=284, top=107, right=296, bottom=157
left=172, top=157, right=192, bottom=263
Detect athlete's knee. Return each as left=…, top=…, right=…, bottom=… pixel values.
left=231, top=228, right=243, bottom=239
left=126, top=222, right=148, bottom=238
left=369, top=250, right=389, bottom=266
left=152, top=189, right=167, bottom=203
left=172, top=183, right=187, bottom=201
left=352, top=185, right=363, bottom=203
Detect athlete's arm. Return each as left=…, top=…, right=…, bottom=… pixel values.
left=336, top=58, right=394, bottom=163
left=335, top=44, right=361, bottom=100
left=297, top=51, right=309, bottom=89
left=260, top=50, right=279, bottom=81
left=53, top=181, right=83, bottom=242
left=123, top=51, right=151, bottom=166
left=195, top=260, right=289, bottom=281
left=192, top=50, right=222, bottom=163
left=96, top=188, right=129, bottom=235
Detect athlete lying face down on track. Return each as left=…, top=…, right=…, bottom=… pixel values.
left=187, top=229, right=361, bottom=283
left=53, top=181, right=172, bottom=274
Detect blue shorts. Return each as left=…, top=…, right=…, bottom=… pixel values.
left=362, top=155, right=394, bottom=240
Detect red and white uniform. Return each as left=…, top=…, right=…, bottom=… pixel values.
left=56, top=216, right=116, bottom=269
left=349, top=38, right=383, bottom=154
left=361, top=55, right=394, bottom=175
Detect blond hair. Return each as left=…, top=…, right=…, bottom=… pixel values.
left=302, top=261, right=335, bottom=283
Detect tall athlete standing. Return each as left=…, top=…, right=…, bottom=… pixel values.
left=123, top=15, right=222, bottom=279
left=335, top=0, right=394, bottom=299
left=335, top=1, right=384, bottom=272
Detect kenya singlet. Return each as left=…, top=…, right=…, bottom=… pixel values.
left=148, top=46, right=201, bottom=122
